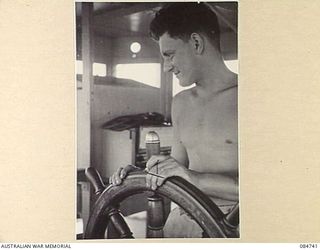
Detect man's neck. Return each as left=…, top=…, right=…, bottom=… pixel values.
left=195, top=58, right=237, bottom=97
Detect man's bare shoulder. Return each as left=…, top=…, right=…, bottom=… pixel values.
left=171, top=88, right=195, bottom=123
left=218, top=84, right=238, bottom=110
left=172, top=88, right=195, bottom=108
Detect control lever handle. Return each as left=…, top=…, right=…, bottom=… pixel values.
left=85, top=167, right=106, bottom=196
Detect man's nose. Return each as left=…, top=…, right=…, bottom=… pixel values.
left=163, top=60, right=173, bottom=73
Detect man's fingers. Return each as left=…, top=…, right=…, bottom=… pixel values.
left=147, top=160, right=172, bottom=175
left=156, top=167, right=170, bottom=186
left=110, top=164, right=139, bottom=186
left=145, top=156, right=180, bottom=189
left=114, top=171, right=121, bottom=185
left=150, top=174, right=158, bottom=190
left=145, top=172, right=152, bottom=189
left=159, top=165, right=176, bottom=177
left=113, top=167, right=127, bottom=185
left=146, top=172, right=159, bottom=190
left=121, top=164, right=138, bottom=178
left=110, top=174, right=116, bottom=185
left=116, top=167, right=123, bottom=176
left=120, top=166, right=130, bottom=179
left=147, top=160, right=162, bottom=173
left=156, top=177, right=165, bottom=187
left=146, top=155, right=169, bottom=170
left=146, top=172, right=167, bottom=190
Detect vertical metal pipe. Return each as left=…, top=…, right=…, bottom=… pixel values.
left=145, top=131, right=165, bottom=238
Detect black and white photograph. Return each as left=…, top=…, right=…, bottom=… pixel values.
left=76, top=1, right=239, bottom=239
left=2, top=0, right=320, bottom=246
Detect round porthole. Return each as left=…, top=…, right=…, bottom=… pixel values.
left=130, top=42, right=141, bottom=54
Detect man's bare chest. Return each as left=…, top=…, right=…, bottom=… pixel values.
left=179, top=99, right=237, bottom=148
left=177, top=97, right=237, bottom=172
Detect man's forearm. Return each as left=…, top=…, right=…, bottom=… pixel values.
left=183, top=169, right=238, bottom=201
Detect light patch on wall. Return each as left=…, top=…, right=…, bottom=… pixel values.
left=115, top=63, right=161, bottom=88
left=76, top=60, right=107, bottom=77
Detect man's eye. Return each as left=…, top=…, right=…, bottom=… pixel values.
left=162, top=53, right=174, bottom=61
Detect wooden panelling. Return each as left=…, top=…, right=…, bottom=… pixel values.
left=77, top=3, right=93, bottom=170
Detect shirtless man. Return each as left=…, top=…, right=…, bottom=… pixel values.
left=110, top=3, right=238, bottom=237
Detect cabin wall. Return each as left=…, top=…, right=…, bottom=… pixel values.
left=92, top=84, right=161, bottom=176
left=87, top=35, right=162, bottom=174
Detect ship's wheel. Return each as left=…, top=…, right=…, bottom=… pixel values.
left=84, top=167, right=239, bottom=239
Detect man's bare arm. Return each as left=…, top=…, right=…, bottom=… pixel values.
left=146, top=156, right=238, bottom=201
left=184, top=169, right=238, bottom=201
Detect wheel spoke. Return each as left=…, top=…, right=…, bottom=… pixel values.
left=108, top=207, right=134, bottom=238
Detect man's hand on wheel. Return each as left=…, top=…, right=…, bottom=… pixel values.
left=146, top=155, right=188, bottom=190
left=109, top=164, right=137, bottom=186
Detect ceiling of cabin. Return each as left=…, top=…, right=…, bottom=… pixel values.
left=76, top=2, right=238, bottom=38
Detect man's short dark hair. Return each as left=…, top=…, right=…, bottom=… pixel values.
left=150, top=2, right=220, bottom=48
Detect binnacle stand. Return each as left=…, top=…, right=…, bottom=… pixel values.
left=84, top=167, right=239, bottom=239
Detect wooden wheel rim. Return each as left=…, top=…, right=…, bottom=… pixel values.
left=84, top=172, right=229, bottom=239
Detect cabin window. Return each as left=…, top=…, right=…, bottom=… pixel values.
left=92, top=63, right=107, bottom=77
left=172, top=77, right=195, bottom=97
left=224, top=60, right=238, bottom=74
left=76, top=60, right=107, bottom=77
left=115, top=63, right=161, bottom=88
left=76, top=60, right=83, bottom=75
left=172, top=60, right=238, bottom=96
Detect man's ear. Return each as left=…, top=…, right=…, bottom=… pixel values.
left=190, top=33, right=204, bottom=54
